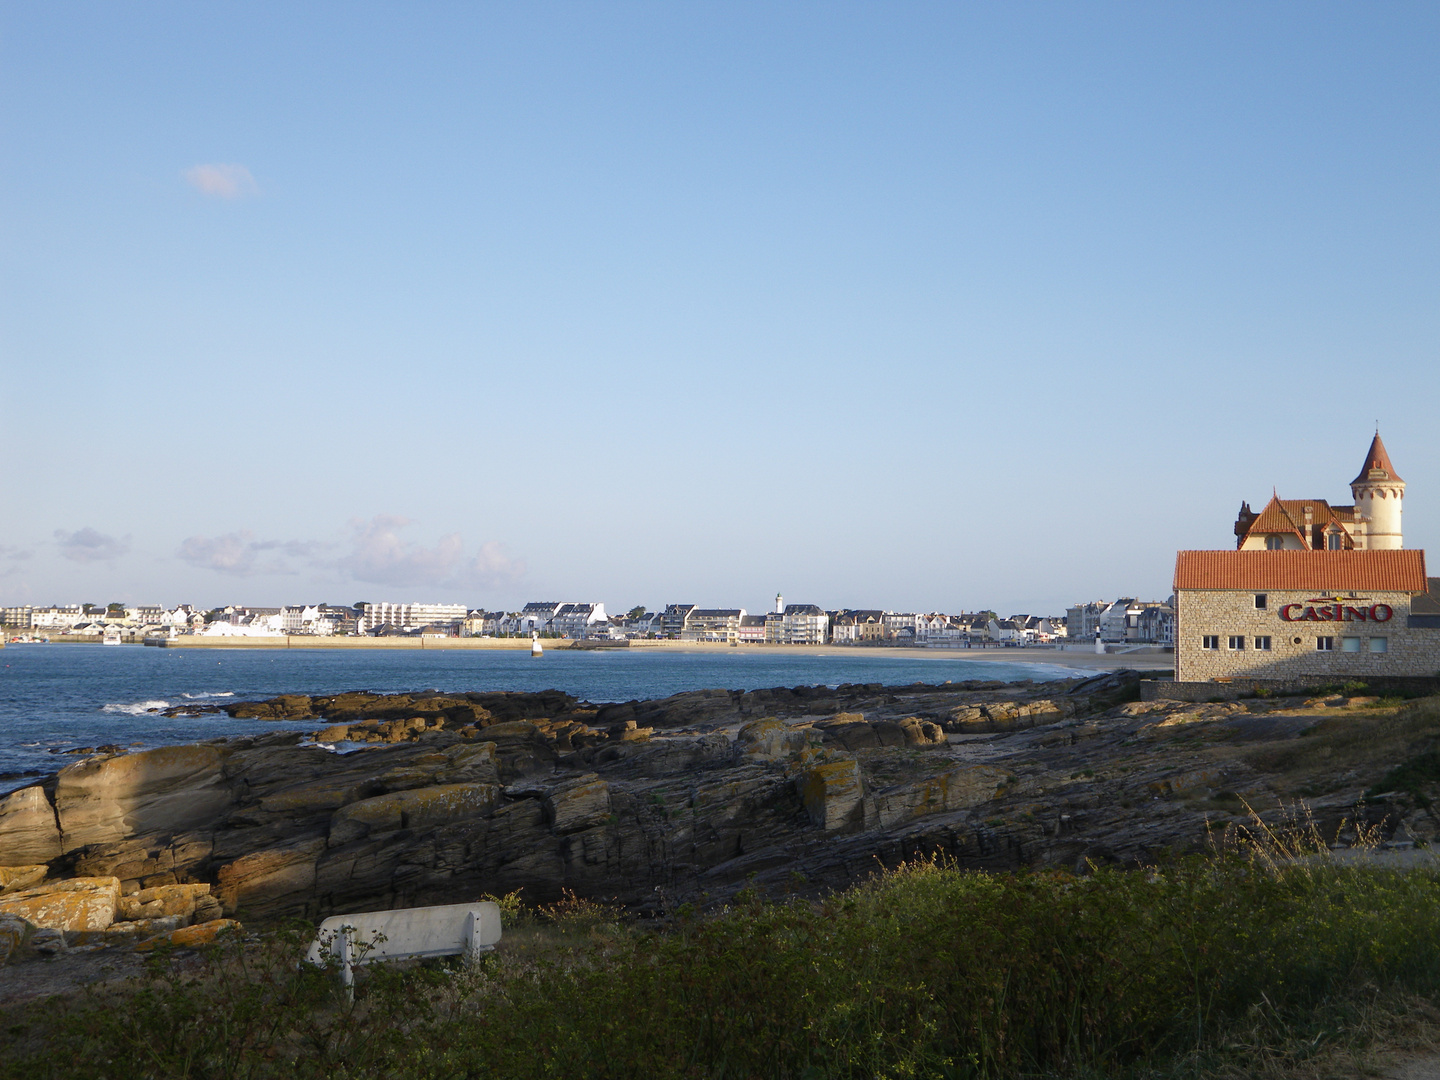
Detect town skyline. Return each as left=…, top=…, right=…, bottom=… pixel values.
left=5, top=597, right=1169, bottom=649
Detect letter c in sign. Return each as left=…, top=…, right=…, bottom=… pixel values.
left=1279, top=604, right=1302, bottom=621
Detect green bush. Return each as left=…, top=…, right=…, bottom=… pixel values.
left=6, top=855, right=1440, bottom=1079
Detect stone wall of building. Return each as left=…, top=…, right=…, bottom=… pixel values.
left=1175, top=589, right=1440, bottom=681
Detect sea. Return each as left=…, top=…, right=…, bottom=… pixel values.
left=0, top=644, right=1085, bottom=793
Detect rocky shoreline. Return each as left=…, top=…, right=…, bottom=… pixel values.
left=1, top=671, right=1428, bottom=987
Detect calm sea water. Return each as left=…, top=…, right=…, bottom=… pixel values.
left=0, top=644, right=1081, bottom=791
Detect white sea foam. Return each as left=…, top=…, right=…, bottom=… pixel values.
left=181, top=691, right=235, bottom=699
left=101, top=700, right=171, bottom=715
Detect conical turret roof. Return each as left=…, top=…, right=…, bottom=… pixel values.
left=1352, top=433, right=1403, bottom=485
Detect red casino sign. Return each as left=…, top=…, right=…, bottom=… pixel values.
left=1278, top=595, right=1392, bottom=623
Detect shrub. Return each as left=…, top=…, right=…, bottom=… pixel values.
left=7, top=853, right=1440, bottom=1080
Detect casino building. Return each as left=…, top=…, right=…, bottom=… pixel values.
left=1174, top=435, right=1440, bottom=683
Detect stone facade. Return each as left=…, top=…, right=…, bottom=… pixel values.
left=1175, top=587, right=1440, bottom=681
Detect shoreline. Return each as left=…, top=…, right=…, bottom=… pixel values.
left=138, top=634, right=1172, bottom=671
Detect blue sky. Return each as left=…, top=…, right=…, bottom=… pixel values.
left=3, top=3, right=1437, bottom=615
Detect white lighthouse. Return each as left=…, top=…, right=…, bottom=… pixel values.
left=774, top=593, right=784, bottom=614
left=1351, top=432, right=1405, bottom=550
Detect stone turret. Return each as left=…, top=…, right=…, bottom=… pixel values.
left=1350, top=432, right=1404, bottom=549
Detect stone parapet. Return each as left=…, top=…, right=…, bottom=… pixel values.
left=1142, top=675, right=1440, bottom=702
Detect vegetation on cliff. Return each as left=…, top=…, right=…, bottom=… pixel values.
left=5, top=837, right=1440, bottom=1080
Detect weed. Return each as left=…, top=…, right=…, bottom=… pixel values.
left=8, top=849, right=1440, bottom=1080
left=1367, top=750, right=1440, bottom=801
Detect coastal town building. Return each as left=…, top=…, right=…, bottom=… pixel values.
left=1, top=606, right=32, bottom=629
left=622, top=611, right=665, bottom=638
left=661, top=604, right=697, bottom=639
left=358, top=602, right=467, bottom=635
left=1175, top=435, right=1440, bottom=683
left=549, top=603, right=607, bottom=638
left=1065, top=603, right=1108, bottom=643
left=989, top=618, right=1024, bottom=643
left=462, top=610, right=506, bottom=637
left=737, top=614, right=767, bottom=642
left=1099, top=599, right=1173, bottom=644
left=1233, top=433, right=1405, bottom=552
left=682, top=609, right=747, bottom=643
left=281, top=605, right=339, bottom=635
left=1173, top=549, right=1437, bottom=680
left=781, top=604, right=829, bottom=645
left=31, top=606, right=84, bottom=630
left=511, top=603, right=564, bottom=635
left=830, top=610, right=888, bottom=644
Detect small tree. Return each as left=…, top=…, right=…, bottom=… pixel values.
left=626, top=606, right=647, bottom=621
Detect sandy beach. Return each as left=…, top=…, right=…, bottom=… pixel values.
left=642, top=642, right=1175, bottom=671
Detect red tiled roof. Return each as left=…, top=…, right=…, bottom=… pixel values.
left=1174, top=549, right=1427, bottom=592
left=1352, top=433, right=1403, bottom=485
left=1245, top=496, right=1305, bottom=540
left=1244, top=496, right=1354, bottom=539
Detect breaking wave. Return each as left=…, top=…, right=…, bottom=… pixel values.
left=101, top=700, right=171, bottom=715
left=181, top=691, right=235, bottom=699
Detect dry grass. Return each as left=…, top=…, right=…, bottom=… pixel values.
left=1233, top=698, right=1440, bottom=797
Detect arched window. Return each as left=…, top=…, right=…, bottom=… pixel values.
left=1265, top=535, right=1284, bottom=550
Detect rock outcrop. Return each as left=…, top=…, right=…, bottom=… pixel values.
left=55, top=745, right=234, bottom=850
left=0, top=877, right=120, bottom=932
left=5, top=670, right=1431, bottom=961
left=0, top=786, right=61, bottom=864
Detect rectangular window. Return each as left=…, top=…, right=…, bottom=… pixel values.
left=1202, top=635, right=1220, bottom=650
left=1255, top=594, right=1267, bottom=610
left=1255, top=636, right=1271, bottom=651
left=1228, top=635, right=1245, bottom=650
left=1342, top=636, right=1362, bottom=653
left=1369, top=637, right=1388, bottom=654
left=1316, top=637, right=1334, bottom=651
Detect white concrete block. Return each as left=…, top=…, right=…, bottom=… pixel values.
left=305, top=900, right=501, bottom=967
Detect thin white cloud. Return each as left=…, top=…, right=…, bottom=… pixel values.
left=340, top=515, right=525, bottom=590
left=177, top=531, right=328, bottom=576
left=54, top=528, right=130, bottom=564
left=183, top=163, right=259, bottom=199
left=175, top=519, right=519, bottom=591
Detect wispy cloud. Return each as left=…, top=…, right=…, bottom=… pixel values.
left=0, top=545, right=32, bottom=561
left=340, top=515, right=525, bottom=590
left=54, top=528, right=130, bottom=564
left=177, top=531, right=328, bottom=576
left=175, top=519, right=520, bottom=592
left=183, top=163, right=259, bottom=199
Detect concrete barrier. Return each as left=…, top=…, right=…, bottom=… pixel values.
left=306, top=901, right=502, bottom=996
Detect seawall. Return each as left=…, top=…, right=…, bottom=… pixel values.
left=154, top=635, right=545, bottom=650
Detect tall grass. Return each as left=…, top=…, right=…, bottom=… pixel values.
left=6, top=849, right=1440, bottom=1079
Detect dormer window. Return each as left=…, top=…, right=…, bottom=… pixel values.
left=1265, top=535, right=1284, bottom=550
